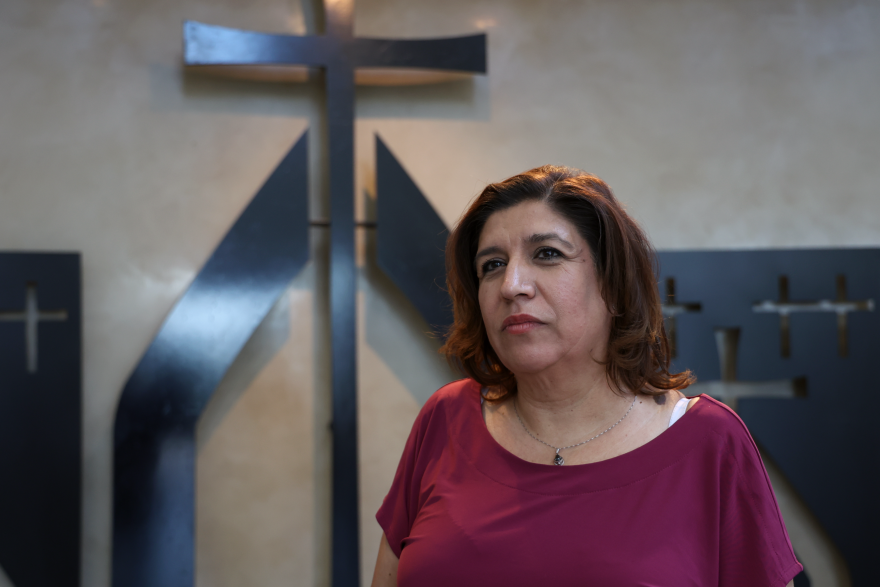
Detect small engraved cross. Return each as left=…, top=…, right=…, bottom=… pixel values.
left=661, top=277, right=701, bottom=358
left=752, top=275, right=874, bottom=357
left=0, top=282, right=68, bottom=373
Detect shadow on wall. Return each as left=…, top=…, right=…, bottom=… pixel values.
left=149, top=63, right=323, bottom=117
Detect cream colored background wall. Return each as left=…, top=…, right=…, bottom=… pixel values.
left=0, top=0, right=878, bottom=586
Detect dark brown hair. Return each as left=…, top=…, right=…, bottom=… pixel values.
left=440, top=165, right=693, bottom=399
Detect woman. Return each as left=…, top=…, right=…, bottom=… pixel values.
left=371, top=166, right=802, bottom=586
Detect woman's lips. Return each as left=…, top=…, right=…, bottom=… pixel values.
left=502, top=314, right=543, bottom=333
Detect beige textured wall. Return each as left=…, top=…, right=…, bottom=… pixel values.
left=1, top=0, right=878, bottom=586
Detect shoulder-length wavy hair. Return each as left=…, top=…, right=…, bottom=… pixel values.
left=440, top=165, right=693, bottom=399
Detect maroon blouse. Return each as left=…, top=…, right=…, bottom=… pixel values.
left=377, top=378, right=802, bottom=587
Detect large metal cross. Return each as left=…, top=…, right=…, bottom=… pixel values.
left=171, top=4, right=483, bottom=587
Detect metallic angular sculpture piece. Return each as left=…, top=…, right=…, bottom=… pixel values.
left=376, top=137, right=452, bottom=335
left=112, top=135, right=310, bottom=587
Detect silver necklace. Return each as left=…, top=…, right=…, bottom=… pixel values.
left=513, top=395, right=637, bottom=465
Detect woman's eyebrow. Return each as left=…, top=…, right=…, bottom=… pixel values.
left=527, top=232, right=575, bottom=249
left=474, top=245, right=504, bottom=262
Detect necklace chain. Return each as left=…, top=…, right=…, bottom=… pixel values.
left=513, top=395, right=637, bottom=465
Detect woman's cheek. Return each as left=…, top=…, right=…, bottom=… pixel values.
left=478, top=287, right=499, bottom=327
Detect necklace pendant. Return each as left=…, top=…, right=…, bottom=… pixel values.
left=553, top=453, right=564, bottom=466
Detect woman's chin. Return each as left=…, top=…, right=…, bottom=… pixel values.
left=498, top=353, right=561, bottom=377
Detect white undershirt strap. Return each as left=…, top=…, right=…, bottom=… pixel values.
left=668, top=397, right=691, bottom=428
left=486, top=393, right=691, bottom=428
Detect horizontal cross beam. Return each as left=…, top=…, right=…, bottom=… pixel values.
left=752, top=299, right=873, bottom=314
left=753, top=275, right=874, bottom=357
left=184, top=22, right=487, bottom=74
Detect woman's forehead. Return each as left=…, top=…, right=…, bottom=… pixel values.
left=478, top=201, right=579, bottom=246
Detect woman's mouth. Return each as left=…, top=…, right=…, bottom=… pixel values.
left=502, top=314, right=543, bottom=333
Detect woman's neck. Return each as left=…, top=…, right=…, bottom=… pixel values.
left=512, top=368, right=635, bottom=446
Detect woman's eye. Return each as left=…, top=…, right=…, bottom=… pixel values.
left=480, top=259, right=504, bottom=274
left=536, top=247, right=562, bottom=260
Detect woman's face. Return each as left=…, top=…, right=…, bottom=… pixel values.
left=476, top=200, right=612, bottom=377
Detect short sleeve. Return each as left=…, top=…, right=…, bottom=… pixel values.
left=375, top=395, right=439, bottom=558
left=718, top=416, right=804, bottom=587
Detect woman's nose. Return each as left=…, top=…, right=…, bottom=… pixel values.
left=500, top=259, right=535, bottom=300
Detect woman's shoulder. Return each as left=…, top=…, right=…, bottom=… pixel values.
left=422, top=377, right=481, bottom=410
left=404, top=378, right=481, bottom=452
left=684, top=394, right=764, bottom=453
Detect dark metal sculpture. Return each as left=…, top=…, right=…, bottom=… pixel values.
left=658, top=248, right=878, bottom=586
left=112, top=135, right=310, bottom=587
left=0, top=253, right=81, bottom=587
left=376, top=137, right=452, bottom=334
left=169, top=6, right=486, bottom=587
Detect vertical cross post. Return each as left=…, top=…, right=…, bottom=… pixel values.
left=0, top=282, right=68, bottom=373
left=660, top=277, right=701, bottom=358
left=753, top=275, right=874, bottom=358
left=324, top=2, right=360, bottom=579
left=835, top=275, right=856, bottom=357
